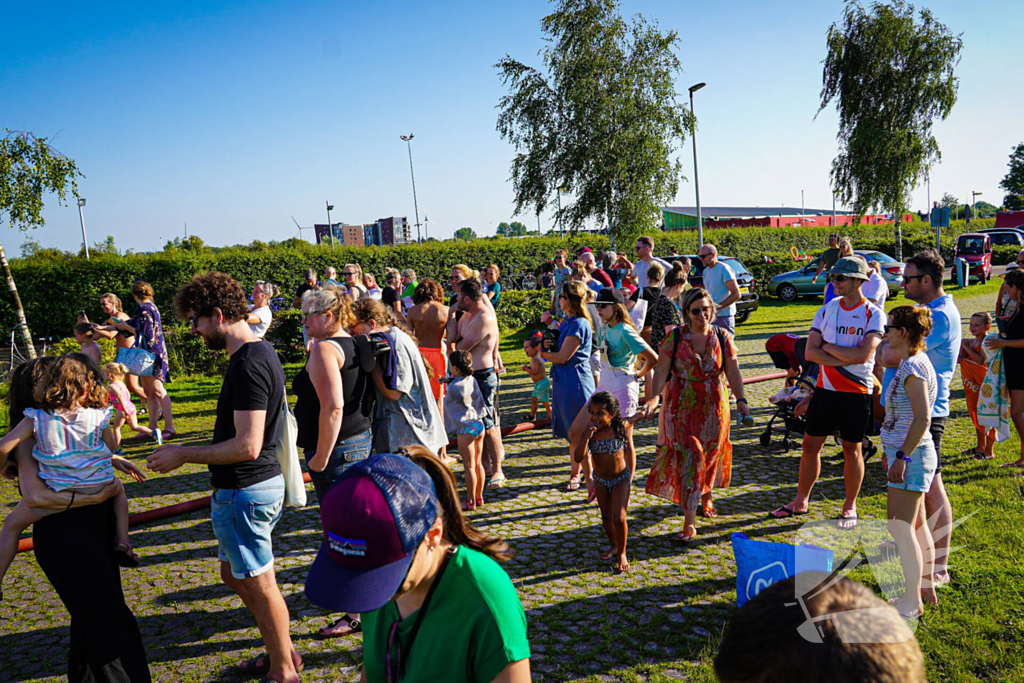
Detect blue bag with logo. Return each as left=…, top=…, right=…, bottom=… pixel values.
left=731, top=532, right=834, bottom=607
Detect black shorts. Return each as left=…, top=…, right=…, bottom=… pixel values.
left=930, top=416, right=946, bottom=474
left=805, top=388, right=872, bottom=444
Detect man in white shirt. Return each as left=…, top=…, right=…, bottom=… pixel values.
left=629, top=235, right=670, bottom=289
left=698, top=244, right=742, bottom=336
left=861, top=260, right=889, bottom=309
left=771, top=257, right=884, bottom=529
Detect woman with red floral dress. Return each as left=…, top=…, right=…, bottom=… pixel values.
left=642, top=287, right=750, bottom=542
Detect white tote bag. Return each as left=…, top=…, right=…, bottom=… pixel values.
left=275, top=395, right=307, bottom=508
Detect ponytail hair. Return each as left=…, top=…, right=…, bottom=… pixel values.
left=403, top=446, right=511, bottom=563
left=664, top=260, right=688, bottom=288
left=103, top=362, right=129, bottom=381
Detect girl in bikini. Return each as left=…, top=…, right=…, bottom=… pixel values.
left=574, top=391, right=640, bottom=573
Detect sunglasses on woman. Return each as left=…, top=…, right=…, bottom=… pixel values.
left=690, top=305, right=711, bottom=315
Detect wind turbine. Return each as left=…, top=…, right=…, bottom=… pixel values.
left=291, top=216, right=314, bottom=242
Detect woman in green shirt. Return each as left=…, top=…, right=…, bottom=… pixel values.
left=304, top=449, right=531, bottom=683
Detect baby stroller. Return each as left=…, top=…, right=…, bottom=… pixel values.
left=759, top=335, right=819, bottom=452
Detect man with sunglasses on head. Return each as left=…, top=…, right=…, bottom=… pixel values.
left=772, top=256, right=884, bottom=529
left=877, top=249, right=960, bottom=588
left=149, top=272, right=300, bottom=683
left=698, top=244, right=742, bottom=336
left=629, top=235, right=670, bottom=289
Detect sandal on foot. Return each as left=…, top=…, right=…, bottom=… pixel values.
left=835, top=512, right=859, bottom=530
left=769, top=505, right=808, bottom=520
left=318, top=614, right=361, bottom=638
left=112, top=541, right=140, bottom=568
left=461, top=499, right=476, bottom=511
left=239, top=653, right=270, bottom=677
left=675, top=524, right=697, bottom=543
left=973, top=452, right=995, bottom=460
left=486, top=474, right=506, bottom=489
left=160, top=430, right=178, bottom=441
left=699, top=501, right=718, bottom=518
left=566, top=475, right=582, bottom=491
left=475, top=497, right=484, bottom=507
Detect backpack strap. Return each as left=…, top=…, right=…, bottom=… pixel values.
left=353, top=334, right=377, bottom=373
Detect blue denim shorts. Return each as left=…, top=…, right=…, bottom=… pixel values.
left=211, top=474, right=285, bottom=579
left=303, top=429, right=373, bottom=504
left=473, top=368, right=499, bottom=430
left=883, top=444, right=937, bottom=494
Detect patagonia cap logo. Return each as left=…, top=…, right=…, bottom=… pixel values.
left=328, top=531, right=367, bottom=557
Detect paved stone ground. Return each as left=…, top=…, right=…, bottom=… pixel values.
left=0, top=292, right=993, bottom=681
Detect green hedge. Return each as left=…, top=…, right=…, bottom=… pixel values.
left=3, top=219, right=993, bottom=340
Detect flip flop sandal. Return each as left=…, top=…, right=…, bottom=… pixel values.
left=675, top=524, right=697, bottom=543
left=161, top=430, right=178, bottom=441
left=486, top=474, right=506, bottom=489
left=318, top=614, right=361, bottom=639
left=699, top=501, right=718, bottom=518
left=973, top=452, right=995, bottom=460
left=112, top=541, right=141, bottom=568
left=586, top=486, right=597, bottom=504
left=239, top=653, right=271, bottom=676
left=461, top=499, right=476, bottom=511
left=835, top=513, right=859, bottom=530
left=769, top=505, right=808, bottom=520
left=566, top=476, right=582, bottom=491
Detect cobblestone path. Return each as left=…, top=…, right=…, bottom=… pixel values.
left=0, top=291, right=995, bottom=681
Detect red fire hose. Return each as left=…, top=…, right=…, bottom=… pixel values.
left=15, top=370, right=786, bottom=554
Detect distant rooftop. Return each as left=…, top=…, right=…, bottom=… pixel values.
left=662, top=206, right=855, bottom=217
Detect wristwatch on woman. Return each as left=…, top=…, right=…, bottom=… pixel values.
left=895, top=450, right=912, bottom=465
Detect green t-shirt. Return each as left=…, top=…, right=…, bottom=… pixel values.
left=597, top=321, right=649, bottom=369
left=401, top=281, right=418, bottom=299
left=362, top=546, right=530, bottom=683
left=822, top=247, right=841, bottom=271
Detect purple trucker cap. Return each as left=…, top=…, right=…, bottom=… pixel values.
left=304, top=452, right=438, bottom=614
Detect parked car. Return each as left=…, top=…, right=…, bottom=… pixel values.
left=658, top=254, right=760, bottom=324
left=767, top=250, right=904, bottom=302
left=951, top=233, right=992, bottom=285
left=980, top=230, right=1024, bottom=248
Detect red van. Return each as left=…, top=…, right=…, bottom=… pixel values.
left=952, top=233, right=992, bottom=284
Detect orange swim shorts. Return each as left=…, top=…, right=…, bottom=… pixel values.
left=419, top=346, right=447, bottom=400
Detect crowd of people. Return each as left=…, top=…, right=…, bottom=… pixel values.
left=0, top=234, right=1018, bottom=682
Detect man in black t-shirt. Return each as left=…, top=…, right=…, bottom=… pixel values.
left=148, top=272, right=300, bottom=683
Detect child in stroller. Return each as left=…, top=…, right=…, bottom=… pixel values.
left=760, top=333, right=879, bottom=459
left=760, top=334, right=818, bottom=450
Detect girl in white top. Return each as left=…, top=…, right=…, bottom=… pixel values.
left=0, top=354, right=146, bottom=599
left=880, top=305, right=938, bottom=620
left=442, top=350, right=488, bottom=511
left=246, top=280, right=278, bottom=338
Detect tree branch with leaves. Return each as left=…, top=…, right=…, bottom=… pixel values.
left=818, top=0, right=962, bottom=260
left=0, top=129, right=83, bottom=358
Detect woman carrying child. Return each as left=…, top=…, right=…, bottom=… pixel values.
left=0, top=356, right=151, bottom=681
left=0, top=353, right=146, bottom=595
left=443, top=350, right=488, bottom=510
left=575, top=391, right=639, bottom=573
left=959, top=312, right=996, bottom=459
left=104, top=363, right=156, bottom=453
left=522, top=333, right=552, bottom=422
left=879, top=305, right=939, bottom=620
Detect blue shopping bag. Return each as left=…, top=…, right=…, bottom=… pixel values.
left=731, top=532, right=834, bottom=607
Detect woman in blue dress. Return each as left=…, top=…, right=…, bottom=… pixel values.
left=540, top=280, right=596, bottom=496
left=110, top=280, right=176, bottom=440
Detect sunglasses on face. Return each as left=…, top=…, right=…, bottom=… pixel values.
left=831, top=275, right=848, bottom=283
left=1017, top=259, right=1024, bottom=265
left=690, top=305, right=711, bottom=315
left=558, top=294, right=567, bottom=299
left=902, top=274, right=925, bottom=283
left=884, top=324, right=902, bottom=333
left=596, top=302, right=614, bottom=309
left=698, top=253, right=712, bottom=259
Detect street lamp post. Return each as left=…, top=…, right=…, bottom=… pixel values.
left=326, top=201, right=335, bottom=250
left=77, top=198, right=90, bottom=260
left=400, top=134, right=422, bottom=244
left=688, top=82, right=706, bottom=248
left=972, top=191, right=982, bottom=226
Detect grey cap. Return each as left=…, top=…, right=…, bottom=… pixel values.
left=830, top=256, right=870, bottom=280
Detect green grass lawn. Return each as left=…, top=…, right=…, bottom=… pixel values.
left=1, top=280, right=1022, bottom=682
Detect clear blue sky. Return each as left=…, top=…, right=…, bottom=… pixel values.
left=3, top=0, right=1021, bottom=253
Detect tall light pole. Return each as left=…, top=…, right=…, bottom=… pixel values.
left=688, top=82, right=706, bottom=248
left=326, top=201, right=335, bottom=249
left=400, top=134, right=422, bottom=244
left=77, top=198, right=90, bottom=260
left=972, top=191, right=982, bottom=226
